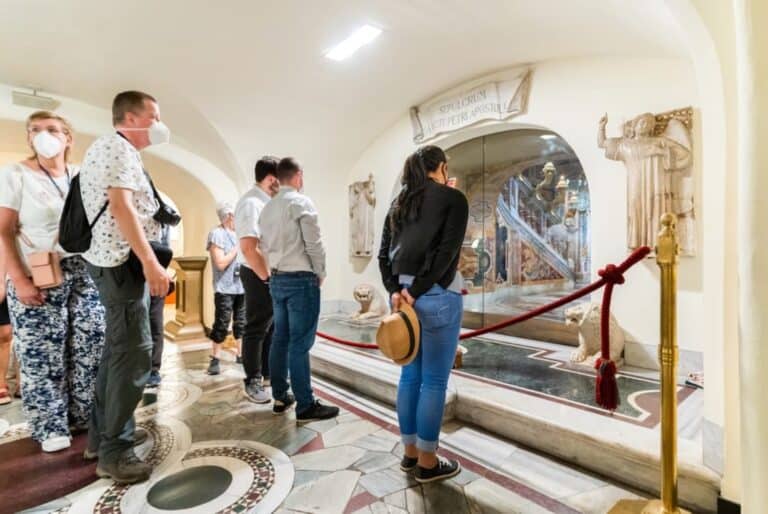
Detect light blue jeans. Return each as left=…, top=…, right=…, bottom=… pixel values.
left=397, top=284, right=462, bottom=452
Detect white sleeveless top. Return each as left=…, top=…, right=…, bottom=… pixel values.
left=0, top=162, right=76, bottom=270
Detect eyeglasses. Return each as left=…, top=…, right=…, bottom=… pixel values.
left=28, top=126, right=68, bottom=136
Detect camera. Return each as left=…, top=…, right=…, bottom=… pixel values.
left=153, top=203, right=182, bottom=227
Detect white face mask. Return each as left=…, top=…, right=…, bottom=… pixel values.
left=120, top=120, right=171, bottom=146
left=148, top=120, right=171, bottom=146
left=32, top=131, right=64, bottom=159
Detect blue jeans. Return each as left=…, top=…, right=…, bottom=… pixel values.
left=269, top=272, right=321, bottom=412
left=397, top=284, right=462, bottom=452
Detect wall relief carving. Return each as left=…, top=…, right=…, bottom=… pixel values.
left=349, top=174, right=376, bottom=258
left=409, top=68, right=532, bottom=143
left=598, top=107, right=695, bottom=255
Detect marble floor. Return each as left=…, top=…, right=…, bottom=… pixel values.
left=0, top=340, right=650, bottom=514
left=317, top=316, right=701, bottom=430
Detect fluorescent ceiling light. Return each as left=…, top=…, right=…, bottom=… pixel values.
left=540, top=134, right=558, bottom=140
left=325, top=25, right=382, bottom=61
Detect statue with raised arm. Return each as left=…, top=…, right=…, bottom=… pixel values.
left=598, top=109, right=695, bottom=255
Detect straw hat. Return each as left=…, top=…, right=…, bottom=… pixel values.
left=376, top=302, right=420, bottom=366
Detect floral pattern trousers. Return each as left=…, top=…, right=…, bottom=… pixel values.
left=6, top=256, right=105, bottom=441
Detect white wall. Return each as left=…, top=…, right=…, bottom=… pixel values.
left=0, top=83, right=239, bottom=204
left=327, top=57, right=709, bottom=355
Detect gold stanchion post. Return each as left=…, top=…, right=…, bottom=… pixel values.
left=609, top=214, right=690, bottom=514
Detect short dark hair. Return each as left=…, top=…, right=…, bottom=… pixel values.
left=276, top=157, right=301, bottom=182
left=254, top=156, right=279, bottom=183
left=112, top=91, right=157, bottom=125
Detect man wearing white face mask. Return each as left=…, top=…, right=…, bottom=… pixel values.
left=78, top=91, right=172, bottom=484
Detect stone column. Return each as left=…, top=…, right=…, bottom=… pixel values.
left=735, top=0, right=768, bottom=510
left=165, top=256, right=208, bottom=342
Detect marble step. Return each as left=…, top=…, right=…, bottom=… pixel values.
left=309, top=341, right=719, bottom=513
left=310, top=341, right=456, bottom=421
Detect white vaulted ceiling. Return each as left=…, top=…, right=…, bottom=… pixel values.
left=0, top=0, right=685, bottom=187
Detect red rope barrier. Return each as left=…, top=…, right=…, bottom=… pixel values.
left=460, top=246, right=650, bottom=340
left=317, top=247, right=649, bottom=346
left=316, top=246, right=652, bottom=410
left=314, top=331, right=379, bottom=349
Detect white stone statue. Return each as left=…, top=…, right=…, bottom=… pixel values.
left=349, top=174, right=376, bottom=258
left=565, top=302, right=625, bottom=367
left=535, top=162, right=557, bottom=203
left=350, top=283, right=388, bottom=322
left=598, top=108, right=695, bottom=255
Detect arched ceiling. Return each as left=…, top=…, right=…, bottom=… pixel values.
left=0, top=0, right=686, bottom=188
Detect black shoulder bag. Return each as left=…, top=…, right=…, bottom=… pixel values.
left=125, top=170, right=180, bottom=291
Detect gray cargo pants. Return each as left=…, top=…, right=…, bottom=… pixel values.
left=86, top=262, right=152, bottom=465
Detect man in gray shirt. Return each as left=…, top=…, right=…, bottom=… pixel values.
left=258, top=157, right=339, bottom=422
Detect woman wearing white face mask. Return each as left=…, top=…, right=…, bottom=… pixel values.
left=0, top=111, right=105, bottom=453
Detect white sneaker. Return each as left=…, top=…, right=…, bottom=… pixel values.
left=42, top=435, right=71, bottom=453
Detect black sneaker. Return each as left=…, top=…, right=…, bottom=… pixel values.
left=207, top=357, right=220, bottom=375
left=272, top=394, right=296, bottom=415
left=414, top=456, right=461, bottom=483
left=296, top=400, right=340, bottom=424
left=400, top=455, right=418, bottom=472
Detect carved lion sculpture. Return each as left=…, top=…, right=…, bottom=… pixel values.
left=351, top=283, right=388, bottom=321
left=565, top=302, right=625, bottom=366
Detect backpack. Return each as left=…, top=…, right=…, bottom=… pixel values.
left=58, top=173, right=108, bottom=253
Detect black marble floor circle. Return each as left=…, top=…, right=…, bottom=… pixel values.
left=147, top=465, right=233, bottom=510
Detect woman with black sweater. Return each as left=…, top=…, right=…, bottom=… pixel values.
left=378, top=145, right=469, bottom=483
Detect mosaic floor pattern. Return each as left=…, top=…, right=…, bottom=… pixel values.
left=0, top=341, right=648, bottom=514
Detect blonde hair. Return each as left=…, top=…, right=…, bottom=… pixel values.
left=26, top=110, right=74, bottom=162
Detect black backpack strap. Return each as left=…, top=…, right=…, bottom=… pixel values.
left=86, top=169, right=159, bottom=232
left=89, top=201, right=109, bottom=230
left=143, top=169, right=166, bottom=208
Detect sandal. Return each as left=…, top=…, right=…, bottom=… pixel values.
left=0, top=388, right=11, bottom=405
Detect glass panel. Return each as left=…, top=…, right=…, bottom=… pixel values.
left=445, top=137, right=485, bottom=320
left=447, top=129, right=590, bottom=340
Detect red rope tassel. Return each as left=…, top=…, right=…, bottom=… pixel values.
left=593, top=258, right=634, bottom=411
left=595, top=358, right=619, bottom=410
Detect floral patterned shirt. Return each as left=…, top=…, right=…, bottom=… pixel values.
left=79, top=134, right=160, bottom=267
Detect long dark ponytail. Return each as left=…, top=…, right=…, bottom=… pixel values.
left=390, top=145, right=447, bottom=233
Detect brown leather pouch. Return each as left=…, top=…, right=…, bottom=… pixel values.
left=27, top=251, right=63, bottom=289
